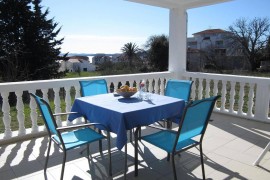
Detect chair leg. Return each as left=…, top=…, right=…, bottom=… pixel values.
left=124, top=144, right=127, bottom=180
left=86, top=144, right=90, bottom=160
left=107, top=132, right=112, bottom=176
left=167, top=153, right=170, bottom=161
left=134, top=127, right=140, bottom=177
left=172, top=153, right=177, bottom=180
left=60, top=150, right=67, bottom=180
left=253, top=141, right=270, bottom=166
left=199, top=144, right=206, bottom=180
left=98, top=129, right=103, bottom=154
left=129, top=129, right=133, bottom=142
left=44, top=138, right=52, bottom=173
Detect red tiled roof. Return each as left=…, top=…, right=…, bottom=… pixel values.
left=193, top=29, right=228, bottom=35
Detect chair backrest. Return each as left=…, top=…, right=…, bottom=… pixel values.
left=165, top=79, right=193, bottom=102
left=176, top=95, right=220, bottom=144
left=30, top=93, right=58, bottom=136
left=79, top=79, right=108, bottom=97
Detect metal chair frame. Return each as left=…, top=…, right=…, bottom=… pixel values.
left=135, top=95, right=220, bottom=180
left=30, top=93, right=112, bottom=180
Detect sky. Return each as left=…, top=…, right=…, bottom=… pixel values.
left=41, top=0, right=270, bottom=54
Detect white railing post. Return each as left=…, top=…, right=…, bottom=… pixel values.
left=41, top=89, right=49, bottom=130
left=220, top=80, right=227, bottom=112
left=205, top=79, right=210, bottom=98
left=213, top=80, right=219, bottom=110
left=254, top=83, right=270, bottom=121
left=65, top=86, right=72, bottom=126
left=229, top=81, right=236, bottom=113
left=15, top=91, right=26, bottom=135
left=1, top=92, right=12, bottom=138
left=160, top=78, right=165, bottom=95
left=53, top=87, right=62, bottom=127
left=191, top=77, right=196, bottom=100
left=29, top=90, right=39, bottom=133
left=247, top=83, right=255, bottom=117
left=237, top=82, right=245, bottom=116
left=198, top=78, right=203, bottom=99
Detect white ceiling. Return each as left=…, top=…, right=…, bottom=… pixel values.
left=126, top=0, right=232, bottom=9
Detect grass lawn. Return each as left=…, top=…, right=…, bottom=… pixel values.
left=64, top=71, right=102, bottom=78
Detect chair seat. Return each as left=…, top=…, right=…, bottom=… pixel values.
left=53, top=128, right=105, bottom=150
left=142, top=130, right=198, bottom=153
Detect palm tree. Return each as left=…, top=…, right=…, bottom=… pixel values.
left=121, top=42, right=140, bottom=68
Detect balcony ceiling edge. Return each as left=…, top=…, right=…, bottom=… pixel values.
left=126, top=0, right=232, bottom=9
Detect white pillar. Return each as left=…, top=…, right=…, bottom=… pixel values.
left=169, top=7, right=187, bottom=79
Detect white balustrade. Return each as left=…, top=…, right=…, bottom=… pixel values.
left=0, top=72, right=173, bottom=142
left=15, top=91, right=26, bottom=136
left=191, top=77, right=196, bottom=100
left=247, top=83, right=255, bottom=117
left=229, top=81, right=236, bottom=113
left=205, top=79, right=210, bottom=98
left=29, top=90, right=38, bottom=133
left=183, top=72, right=270, bottom=123
left=198, top=78, right=203, bottom=100
left=1, top=71, right=269, bottom=143
left=53, top=87, right=62, bottom=127
left=2, top=92, right=12, bottom=139
left=237, top=82, right=245, bottom=116
left=220, top=80, right=227, bottom=112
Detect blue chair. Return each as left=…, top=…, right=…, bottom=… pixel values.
left=135, top=95, right=220, bottom=180
left=30, top=93, right=112, bottom=180
left=165, top=79, right=193, bottom=103
left=79, top=79, right=108, bottom=96
left=79, top=79, right=109, bottom=151
left=163, top=79, right=193, bottom=128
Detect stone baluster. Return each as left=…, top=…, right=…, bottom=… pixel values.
left=213, top=80, right=219, bottom=109
left=74, top=85, right=83, bottom=124
left=1, top=92, right=12, bottom=138
left=41, top=89, right=49, bottom=130
left=41, top=89, right=49, bottom=103
left=191, top=77, right=196, bottom=100
left=29, top=90, right=39, bottom=133
left=53, top=87, right=62, bottom=127
left=160, top=78, right=165, bottom=95
left=229, top=81, right=236, bottom=113
left=198, top=78, right=203, bottom=100
left=220, top=80, right=227, bottom=111
left=148, top=79, right=154, bottom=93
left=15, top=91, right=26, bottom=136
left=247, top=83, right=255, bottom=117
left=205, top=79, right=210, bottom=98
left=154, top=78, right=159, bottom=94
left=110, top=81, right=114, bottom=92
left=237, top=82, right=245, bottom=115
left=65, top=86, right=72, bottom=126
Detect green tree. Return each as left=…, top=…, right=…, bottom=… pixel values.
left=121, top=42, right=140, bottom=68
left=145, top=34, right=169, bottom=71
left=0, top=0, right=64, bottom=82
left=228, top=17, right=270, bottom=71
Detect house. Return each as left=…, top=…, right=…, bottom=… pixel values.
left=59, top=56, right=96, bottom=72
left=92, top=54, right=112, bottom=65
left=187, top=29, right=247, bottom=71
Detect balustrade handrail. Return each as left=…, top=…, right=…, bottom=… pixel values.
left=183, top=71, right=270, bottom=84
left=0, top=71, right=173, bottom=92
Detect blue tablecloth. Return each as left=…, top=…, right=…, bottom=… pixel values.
left=68, top=93, right=185, bottom=150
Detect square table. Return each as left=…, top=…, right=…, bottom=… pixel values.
left=68, top=93, right=185, bottom=150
